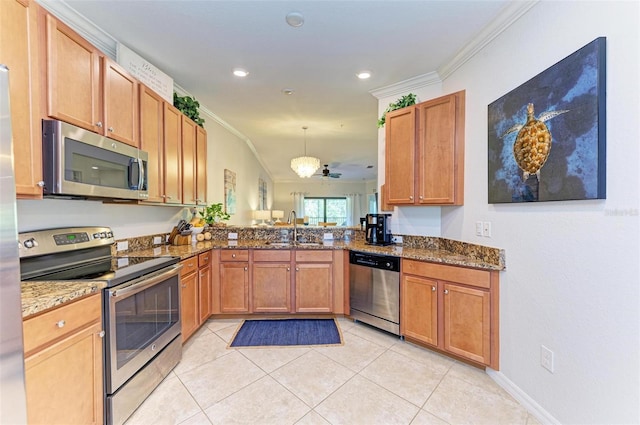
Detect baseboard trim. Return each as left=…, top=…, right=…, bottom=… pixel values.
left=486, top=368, right=561, bottom=425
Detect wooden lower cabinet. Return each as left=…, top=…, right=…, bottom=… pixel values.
left=252, top=250, right=292, bottom=313
left=23, top=293, right=103, bottom=424
left=295, top=250, right=333, bottom=313
left=401, top=259, right=499, bottom=369
left=180, top=256, right=199, bottom=342
left=219, top=250, right=250, bottom=313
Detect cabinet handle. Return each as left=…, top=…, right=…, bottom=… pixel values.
left=444, top=289, right=449, bottom=295
left=96, top=121, right=103, bottom=128
left=108, top=127, right=114, bottom=132
left=232, top=254, right=236, bottom=258
left=419, top=196, right=423, bottom=200
left=244, top=267, right=248, bottom=271
left=296, top=267, right=299, bottom=271
left=409, top=196, right=413, bottom=200
left=99, top=331, right=105, bottom=338
left=287, top=267, right=290, bottom=271
left=37, top=181, right=45, bottom=187
left=56, top=320, right=65, bottom=328
left=431, top=286, right=436, bottom=292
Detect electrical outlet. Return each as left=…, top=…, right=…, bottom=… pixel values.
left=541, top=345, right=554, bottom=373
left=323, top=233, right=334, bottom=240
left=153, top=236, right=163, bottom=245
left=475, top=221, right=483, bottom=236
left=116, top=241, right=128, bottom=252
left=483, top=221, right=492, bottom=237
left=392, top=235, right=403, bottom=244
left=228, top=232, right=238, bottom=240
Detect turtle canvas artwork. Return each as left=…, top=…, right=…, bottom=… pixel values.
left=488, top=37, right=606, bottom=203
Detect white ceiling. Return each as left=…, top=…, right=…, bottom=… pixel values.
left=59, top=0, right=510, bottom=182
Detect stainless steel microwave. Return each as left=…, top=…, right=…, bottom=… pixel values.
left=42, top=120, right=149, bottom=200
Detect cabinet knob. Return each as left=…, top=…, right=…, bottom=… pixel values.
left=244, top=267, right=248, bottom=271
left=56, top=320, right=65, bottom=328
left=232, top=254, right=236, bottom=258
left=419, top=196, right=423, bottom=200
left=287, top=267, right=290, bottom=271
left=182, top=284, right=186, bottom=288
left=111, top=143, right=117, bottom=149
left=37, top=181, right=45, bottom=187
left=409, top=196, right=413, bottom=200
left=431, top=286, right=436, bottom=292
left=444, top=289, right=449, bottom=295
left=296, top=267, right=300, bottom=271
left=108, top=127, right=114, bottom=133
left=99, top=331, right=105, bottom=338
left=96, top=121, right=103, bottom=128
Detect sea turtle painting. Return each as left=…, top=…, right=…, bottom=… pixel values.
left=501, top=103, right=569, bottom=180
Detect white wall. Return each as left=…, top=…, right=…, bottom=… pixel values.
left=379, top=1, right=639, bottom=423
left=17, top=116, right=273, bottom=237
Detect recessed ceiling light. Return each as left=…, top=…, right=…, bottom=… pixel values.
left=285, top=11, right=304, bottom=27
left=233, top=69, right=249, bottom=77
left=356, top=71, right=372, bottom=79
left=281, top=88, right=295, bottom=95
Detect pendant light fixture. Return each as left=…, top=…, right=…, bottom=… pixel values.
left=290, top=126, right=320, bottom=178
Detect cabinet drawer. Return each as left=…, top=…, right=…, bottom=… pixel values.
left=253, top=250, right=291, bottom=262
left=295, top=250, right=333, bottom=262
left=198, top=250, right=212, bottom=267
left=402, top=259, right=490, bottom=289
left=220, top=250, right=249, bottom=262
left=180, top=257, right=198, bottom=277
left=23, top=293, right=101, bottom=355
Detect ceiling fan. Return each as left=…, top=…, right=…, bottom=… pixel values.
left=315, top=164, right=342, bottom=179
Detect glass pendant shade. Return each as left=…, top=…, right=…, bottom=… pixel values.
left=291, top=156, right=320, bottom=178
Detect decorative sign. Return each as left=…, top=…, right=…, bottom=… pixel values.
left=117, top=44, right=173, bottom=103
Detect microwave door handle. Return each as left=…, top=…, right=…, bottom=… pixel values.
left=137, top=157, right=145, bottom=191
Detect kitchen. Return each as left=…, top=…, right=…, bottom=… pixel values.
left=1, top=1, right=638, bottom=425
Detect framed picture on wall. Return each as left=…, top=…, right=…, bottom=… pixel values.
left=224, top=169, right=236, bottom=214
left=258, top=178, right=267, bottom=210
left=487, top=37, right=606, bottom=203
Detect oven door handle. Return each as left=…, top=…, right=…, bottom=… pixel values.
left=109, top=264, right=182, bottom=298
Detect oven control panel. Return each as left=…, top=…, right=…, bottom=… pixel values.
left=18, top=226, right=115, bottom=258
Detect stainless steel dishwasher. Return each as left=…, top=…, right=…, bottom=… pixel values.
left=349, top=251, right=401, bottom=335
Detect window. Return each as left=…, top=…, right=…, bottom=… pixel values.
left=303, top=197, right=347, bottom=226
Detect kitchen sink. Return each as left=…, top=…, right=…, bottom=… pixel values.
left=265, top=242, right=292, bottom=247
left=265, top=241, right=323, bottom=247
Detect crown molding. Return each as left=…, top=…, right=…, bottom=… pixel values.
left=369, top=72, right=441, bottom=100
left=437, top=0, right=539, bottom=80
left=37, top=0, right=118, bottom=59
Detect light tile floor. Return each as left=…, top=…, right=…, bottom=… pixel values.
left=125, top=318, right=541, bottom=425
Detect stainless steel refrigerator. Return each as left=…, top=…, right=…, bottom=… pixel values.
left=0, top=64, right=28, bottom=423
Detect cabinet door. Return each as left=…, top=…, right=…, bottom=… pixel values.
left=401, top=274, right=438, bottom=347
left=220, top=263, right=250, bottom=313
left=181, top=116, right=197, bottom=205
left=195, top=125, right=207, bottom=206
left=139, top=85, right=165, bottom=203
left=25, top=321, right=103, bottom=425
left=295, top=263, right=333, bottom=313
left=43, top=12, right=101, bottom=132
left=181, top=271, right=199, bottom=342
left=198, top=264, right=212, bottom=323
left=385, top=106, right=416, bottom=204
left=162, top=103, right=182, bottom=204
left=103, top=58, right=138, bottom=147
left=1, top=0, right=43, bottom=198
left=442, top=282, right=490, bottom=365
left=416, top=91, right=465, bottom=205
left=253, top=263, right=291, bottom=313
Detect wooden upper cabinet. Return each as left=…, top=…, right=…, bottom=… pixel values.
left=139, top=84, right=165, bottom=203
left=195, top=125, right=207, bottom=206
left=1, top=0, right=43, bottom=198
left=163, top=103, right=182, bottom=204
left=42, top=11, right=101, bottom=132
left=181, top=116, right=196, bottom=205
left=103, top=58, right=138, bottom=146
left=385, top=106, right=416, bottom=205
left=385, top=90, right=465, bottom=206
left=42, top=12, right=139, bottom=146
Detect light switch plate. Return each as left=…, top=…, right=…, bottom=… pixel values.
left=483, top=221, right=492, bottom=237
left=475, top=221, right=483, bottom=236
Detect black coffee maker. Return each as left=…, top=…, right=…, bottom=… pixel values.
left=365, top=214, right=393, bottom=245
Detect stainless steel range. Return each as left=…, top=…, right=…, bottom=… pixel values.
left=19, top=227, right=182, bottom=425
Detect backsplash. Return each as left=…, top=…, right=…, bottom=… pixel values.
left=113, top=226, right=505, bottom=269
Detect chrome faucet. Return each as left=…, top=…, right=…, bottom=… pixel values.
left=287, top=210, right=297, bottom=244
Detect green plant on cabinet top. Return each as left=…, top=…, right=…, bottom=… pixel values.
left=173, top=92, right=205, bottom=127
left=377, top=93, right=417, bottom=128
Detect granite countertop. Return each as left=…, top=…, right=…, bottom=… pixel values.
left=128, top=239, right=504, bottom=271
left=21, top=280, right=106, bottom=318
left=22, top=237, right=503, bottom=318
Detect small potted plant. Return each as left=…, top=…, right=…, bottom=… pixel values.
left=200, top=202, right=230, bottom=226
left=377, top=93, right=417, bottom=128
